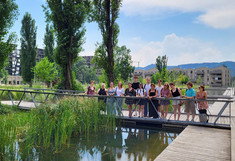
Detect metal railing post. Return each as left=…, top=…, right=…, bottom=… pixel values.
left=214, top=102, right=229, bottom=125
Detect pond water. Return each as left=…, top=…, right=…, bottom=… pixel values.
left=17, top=127, right=180, bottom=161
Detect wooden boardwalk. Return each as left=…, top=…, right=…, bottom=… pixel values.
left=155, top=88, right=234, bottom=161
left=155, top=125, right=231, bottom=161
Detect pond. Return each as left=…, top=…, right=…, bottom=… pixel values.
left=14, top=127, right=180, bottom=161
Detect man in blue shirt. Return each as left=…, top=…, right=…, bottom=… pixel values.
left=184, top=81, right=196, bottom=121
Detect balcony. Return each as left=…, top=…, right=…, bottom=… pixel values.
left=210, top=70, right=222, bottom=74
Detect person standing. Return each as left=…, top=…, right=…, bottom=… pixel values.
left=125, top=83, right=136, bottom=118
left=144, top=77, right=151, bottom=117
left=85, top=80, right=96, bottom=95
left=148, top=83, right=159, bottom=118
left=196, top=85, right=209, bottom=122
left=156, top=79, right=163, bottom=112
left=97, top=83, right=107, bottom=103
left=116, top=82, right=125, bottom=116
left=136, top=83, right=146, bottom=118
left=170, top=82, right=182, bottom=120
left=184, top=81, right=196, bottom=121
left=160, top=82, right=171, bottom=119
left=107, top=82, right=116, bottom=115
left=132, top=76, right=140, bottom=116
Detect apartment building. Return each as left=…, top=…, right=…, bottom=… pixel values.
left=2, top=48, right=45, bottom=85
left=134, top=68, right=158, bottom=78
left=168, top=65, right=231, bottom=87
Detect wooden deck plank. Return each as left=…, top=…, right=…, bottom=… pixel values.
left=155, top=125, right=231, bottom=161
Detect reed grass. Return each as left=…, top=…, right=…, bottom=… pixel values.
left=0, top=97, right=116, bottom=159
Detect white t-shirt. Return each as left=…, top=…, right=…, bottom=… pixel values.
left=137, top=89, right=146, bottom=97
left=144, top=84, right=151, bottom=95
left=155, top=86, right=163, bottom=97
left=116, top=87, right=124, bottom=96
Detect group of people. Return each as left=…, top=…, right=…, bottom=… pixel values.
left=85, top=76, right=209, bottom=122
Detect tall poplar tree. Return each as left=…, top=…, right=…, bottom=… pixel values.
left=43, top=0, right=90, bottom=90
left=44, top=24, right=54, bottom=62
left=92, top=0, right=122, bottom=84
left=0, top=0, right=18, bottom=70
left=20, top=12, right=37, bottom=86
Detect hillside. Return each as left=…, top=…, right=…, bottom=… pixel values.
left=135, top=61, right=235, bottom=77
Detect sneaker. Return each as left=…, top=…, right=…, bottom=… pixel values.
left=186, top=119, right=189, bottom=121
left=191, top=119, right=194, bottom=122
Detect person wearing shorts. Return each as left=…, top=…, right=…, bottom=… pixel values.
left=170, top=82, right=182, bottom=120
left=184, top=81, right=196, bottom=122
left=160, top=82, right=171, bottom=118
left=136, top=83, right=146, bottom=118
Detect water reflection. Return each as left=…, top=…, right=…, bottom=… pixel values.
left=33, top=127, right=179, bottom=161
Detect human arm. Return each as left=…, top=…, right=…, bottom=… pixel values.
left=178, top=88, right=182, bottom=98
left=147, top=90, right=151, bottom=99
left=204, top=91, right=207, bottom=99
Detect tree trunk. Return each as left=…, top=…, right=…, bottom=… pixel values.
left=64, top=53, right=73, bottom=90
left=106, top=0, right=114, bottom=85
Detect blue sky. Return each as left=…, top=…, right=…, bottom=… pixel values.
left=10, top=0, right=235, bottom=67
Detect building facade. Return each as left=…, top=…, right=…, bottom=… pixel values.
left=134, top=68, right=158, bottom=78
left=2, top=48, right=45, bottom=85
left=133, top=65, right=231, bottom=87
left=168, top=65, right=231, bottom=87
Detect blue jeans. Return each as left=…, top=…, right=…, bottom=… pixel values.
left=107, top=98, right=116, bottom=115
left=116, top=98, right=123, bottom=116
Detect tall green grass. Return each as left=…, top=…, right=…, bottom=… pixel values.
left=0, top=97, right=116, bottom=159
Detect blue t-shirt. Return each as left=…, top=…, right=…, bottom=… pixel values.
left=186, top=88, right=196, bottom=97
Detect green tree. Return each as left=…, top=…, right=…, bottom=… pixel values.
left=169, top=71, right=179, bottom=83
left=34, top=57, right=58, bottom=87
left=114, top=46, right=134, bottom=82
left=161, top=67, right=169, bottom=83
left=177, top=74, right=189, bottom=85
left=43, top=0, right=90, bottom=90
left=44, top=24, right=54, bottom=62
left=151, top=72, right=161, bottom=84
left=156, top=55, right=167, bottom=74
left=73, top=57, right=98, bottom=84
left=196, top=76, right=202, bottom=85
left=0, top=68, right=8, bottom=84
left=20, top=12, right=37, bottom=87
left=0, top=0, right=18, bottom=70
left=92, top=0, right=122, bottom=84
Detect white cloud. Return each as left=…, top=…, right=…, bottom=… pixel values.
left=127, top=33, right=233, bottom=67
left=122, top=0, right=235, bottom=28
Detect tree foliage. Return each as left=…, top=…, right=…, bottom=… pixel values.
left=0, top=0, right=18, bottom=70
left=20, top=12, right=37, bottom=86
left=91, top=0, right=122, bottom=84
left=114, top=46, right=134, bottom=82
left=196, top=75, right=202, bottom=85
left=34, top=57, right=58, bottom=86
left=152, top=55, right=168, bottom=84
left=156, top=55, right=167, bottom=74
left=73, top=57, right=98, bottom=84
left=177, top=74, right=189, bottom=85
left=44, top=24, right=54, bottom=62
left=43, top=0, right=90, bottom=90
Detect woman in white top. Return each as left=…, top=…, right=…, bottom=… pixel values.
left=116, top=82, right=124, bottom=116
left=155, top=79, right=163, bottom=112
left=136, top=83, right=146, bottom=118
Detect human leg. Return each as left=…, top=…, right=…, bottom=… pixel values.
left=177, top=105, right=181, bottom=120
left=164, top=105, right=168, bottom=118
